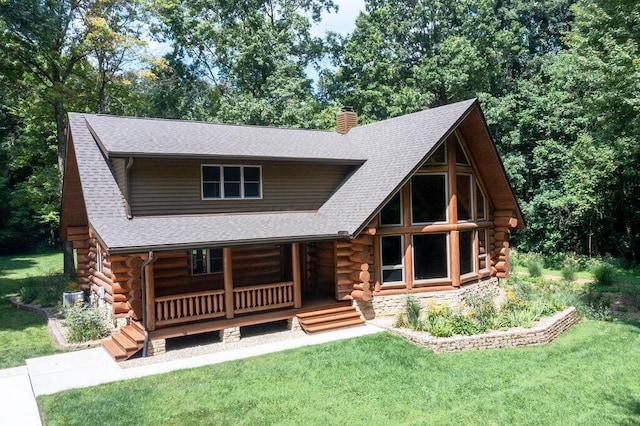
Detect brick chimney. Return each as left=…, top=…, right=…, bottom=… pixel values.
left=336, top=106, right=358, bottom=134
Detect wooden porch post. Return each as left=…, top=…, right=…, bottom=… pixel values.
left=448, top=135, right=461, bottom=287
left=292, top=243, right=302, bottom=308
left=144, top=257, right=156, bottom=331
left=223, top=247, right=234, bottom=319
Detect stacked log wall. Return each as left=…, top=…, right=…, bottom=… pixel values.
left=492, top=210, right=518, bottom=279
left=67, top=226, right=90, bottom=291
left=232, top=245, right=282, bottom=287
left=151, top=251, right=221, bottom=296
left=333, top=234, right=374, bottom=301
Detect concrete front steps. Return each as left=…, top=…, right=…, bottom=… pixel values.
left=296, top=305, right=365, bottom=334
left=102, top=321, right=145, bottom=362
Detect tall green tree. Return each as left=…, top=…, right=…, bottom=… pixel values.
left=154, top=0, right=337, bottom=127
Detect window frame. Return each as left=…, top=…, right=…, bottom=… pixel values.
left=459, top=230, right=476, bottom=278
left=201, top=165, right=263, bottom=200
left=191, top=248, right=224, bottom=275
left=456, top=173, right=475, bottom=222
left=380, top=235, right=405, bottom=285
left=411, top=233, right=450, bottom=284
left=475, top=182, right=487, bottom=222
left=410, top=172, right=449, bottom=225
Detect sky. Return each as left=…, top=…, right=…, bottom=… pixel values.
left=310, top=0, right=365, bottom=38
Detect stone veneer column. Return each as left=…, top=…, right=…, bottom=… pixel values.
left=147, top=338, right=166, bottom=356
left=220, top=326, right=241, bottom=343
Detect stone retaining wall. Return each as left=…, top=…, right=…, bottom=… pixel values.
left=384, top=307, right=579, bottom=354
left=354, top=277, right=501, bottom=319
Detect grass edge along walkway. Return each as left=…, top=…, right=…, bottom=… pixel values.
left=39, top=320, right=640, bottom=425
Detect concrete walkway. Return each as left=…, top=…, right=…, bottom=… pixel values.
left=0, top=324, right=384, bottom=425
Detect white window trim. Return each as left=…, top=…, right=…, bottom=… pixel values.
left=201, top=164, right=263, bottom=200
left=456, top=173, right=475, bottom=223
left=412, top=233, right=451, bottom=284
left=191, top=248, right=223, bottom=275
left=380, top=235, right=405, bottom=285
left=379, top=191, right=403, bottom=227
left=410, top=172, right=449, bottom=225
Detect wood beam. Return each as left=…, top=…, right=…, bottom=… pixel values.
left=144, top=258, right=156, bottom=331
left=292, top=243, right=302, bottom=308
left=223, top=247, right=234, bottom=319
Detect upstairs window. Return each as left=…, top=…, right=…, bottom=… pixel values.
left=202, top=165, right=262, bottom=199
left=191, top=248, right=223, bottom=275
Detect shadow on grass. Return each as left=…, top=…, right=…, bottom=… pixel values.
left=0, top=257, right=40, bottom=278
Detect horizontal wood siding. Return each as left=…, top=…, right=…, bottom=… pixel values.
left=128, top=159, right=353, bottom=216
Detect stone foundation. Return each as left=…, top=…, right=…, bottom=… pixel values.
left=220, top=326, right=241, bottom=343
left=386, top=307, right=579, bottom=354
left=287, top=317, right=301, bottom=332
left=147, top=338, right=166, bottom=356
left=353, top=277, right=501, bottom=319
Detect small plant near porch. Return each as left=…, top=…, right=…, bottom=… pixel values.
left=62, top=304, right=111, bottom=343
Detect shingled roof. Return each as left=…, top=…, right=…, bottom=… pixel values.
left=64, top=99, right=524, bottom=253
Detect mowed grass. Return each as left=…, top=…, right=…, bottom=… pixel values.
left=39, top=320, right=639, bottom=425
left=0, top=251, right=63, bottom=368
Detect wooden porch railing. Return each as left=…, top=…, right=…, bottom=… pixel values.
left=155, top=289, right=226, bottom=327
left=233, top=281, right=295, bottom=314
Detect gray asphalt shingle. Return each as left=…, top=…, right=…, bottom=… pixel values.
left=68, top=99, right=482, bottom=252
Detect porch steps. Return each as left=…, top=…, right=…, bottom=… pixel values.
left=102, top=321, right=145, bottom=362
left=296, top=305, right=365, bottom=334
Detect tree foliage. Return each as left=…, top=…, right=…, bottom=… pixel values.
left=0, top=0, right=638, bottom=261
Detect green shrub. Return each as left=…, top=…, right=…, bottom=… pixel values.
left=426, top=316, right=454, bottom=337
left=405, top=296, right=422, bottom=326
left=63, top=304, right=110, bottom=343
left=527, top=261, right=543, bottom=277
left=619, top=283, right=640, bottom=310
left=19, top=284, right=39, bottom=304
left=561, top=265, right=576, bottom=282
left=593, top=263, right=614, bottom=286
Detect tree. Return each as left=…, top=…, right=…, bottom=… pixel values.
left=154, top=0, right=337, bottom=127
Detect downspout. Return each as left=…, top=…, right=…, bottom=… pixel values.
left=125, top=157, right=134, bottom=219
left=140, top=250, right=155, bottom=357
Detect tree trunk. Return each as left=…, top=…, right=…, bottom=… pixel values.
left=54, top=100, right=75, bottom=277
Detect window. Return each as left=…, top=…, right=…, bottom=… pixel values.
left=413, top=234, right=448, bottom=280
left=191, top=248, right=223, bottom=275
left=476, top=183, right=486, bottom=221
left=411, top=174, right=447, bottom=223
left=478, top=229, right=488, bottom=271
left=459, top=231, right=474, bottom=275
left=455, top=138, right=470, bottom=165
left=381, top=236, right=404, bottom=284
left=426, top=142, right=446, bottom=164
left=457, top=174, right=473, bottom=221
left=201, top=165, right=262, bottom=199
left=380, top=192, right=402, bottom=226
left=96, top=250, right=103, bottom=273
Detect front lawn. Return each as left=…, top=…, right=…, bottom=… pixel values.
left=39, top=320, right=639, bottom=425
left=0, top=251, right=63, bottom=368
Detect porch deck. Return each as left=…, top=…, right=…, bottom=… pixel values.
left=149, top=297, right=350, bottom=340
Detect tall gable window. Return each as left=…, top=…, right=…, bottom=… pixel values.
left=411, top=174, right=447, bottom=223
left=380, top=192, right=402, bottom=226
left=202, top=165, right=262, bottom=199
left=191, top=248, right=223, bottom=275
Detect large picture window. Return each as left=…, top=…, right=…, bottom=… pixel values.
left=411, top=174, right=447, bottom=223
left=381, top=236, right=404, bottom=284
left=202, top=165, right=262, bottom=199
left=413, top=233, right=448, bottom=280
left=191, top=248, right=223, bottom=275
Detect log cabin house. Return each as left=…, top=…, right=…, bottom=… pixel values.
left=60, top=99, right=524, bottom=360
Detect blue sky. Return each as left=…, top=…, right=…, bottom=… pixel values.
left=311, top=0, right=365, bottom=38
